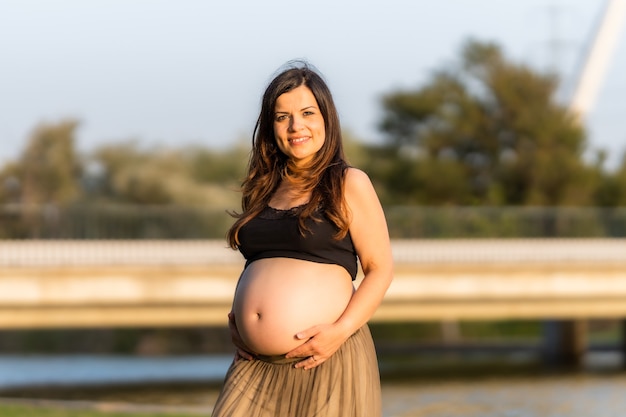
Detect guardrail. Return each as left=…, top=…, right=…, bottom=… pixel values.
left=1, top=238, right=625, bottom=267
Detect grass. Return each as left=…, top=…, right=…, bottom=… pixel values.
left=371, top=320, right=623, bottom=344
left=0, top=403, right=205, bottom=417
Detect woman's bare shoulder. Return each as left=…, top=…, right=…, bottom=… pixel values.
left=344, top=167, right=372, bottom=188
left=343, top=168, right=379, bottom=206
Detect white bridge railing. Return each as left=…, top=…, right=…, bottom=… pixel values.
left=0, top=239, right=625, bottom=267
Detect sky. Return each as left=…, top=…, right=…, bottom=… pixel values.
left=1, top=0, right=625, bottom=170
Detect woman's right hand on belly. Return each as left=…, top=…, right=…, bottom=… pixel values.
left=228, top=311, right=256, bottom=361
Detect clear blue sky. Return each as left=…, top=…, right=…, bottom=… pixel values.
left=1, top=0, right=624, bottom=169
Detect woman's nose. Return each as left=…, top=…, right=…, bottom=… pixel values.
left=289, top=115, right=303, bottom=131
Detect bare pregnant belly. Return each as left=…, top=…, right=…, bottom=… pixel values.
left=232, top=258, right=354, bottom=356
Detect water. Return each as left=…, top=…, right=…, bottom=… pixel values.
left=1, top=353, right=626, bottom=416
left=0, top=354, right=233, bottom=388
left=381, top=374, right=626, bottom=417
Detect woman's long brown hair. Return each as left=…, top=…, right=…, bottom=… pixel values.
left=227, top=62, right=350, bottom=249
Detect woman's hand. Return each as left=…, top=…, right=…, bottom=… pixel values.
left=284, top=322, right=351, bottom=370
left=228, top=311, right=255, bottom=361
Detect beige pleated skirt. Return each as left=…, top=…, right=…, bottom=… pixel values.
left=211, top=325, right=381, bottom=417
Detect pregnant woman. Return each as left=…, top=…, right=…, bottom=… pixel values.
left=211, top=62, right=393, bottom=417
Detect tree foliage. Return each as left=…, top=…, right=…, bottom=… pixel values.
left=0, top=120, right=81, bottom=206
left=0, top=119, right=252, bottom=208
left=91, top=142, right=247, bottom=207
left=374, top=40, right=596, bottom=206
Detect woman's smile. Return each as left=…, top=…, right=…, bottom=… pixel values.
left=289, top=136, right=311, bottom=145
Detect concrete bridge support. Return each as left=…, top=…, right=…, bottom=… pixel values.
left=541, top=320, right=588, bottom=368
left=542, top=319, right=626, bottom=368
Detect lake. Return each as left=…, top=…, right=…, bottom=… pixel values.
left=1, top=352, right=625, bottom=417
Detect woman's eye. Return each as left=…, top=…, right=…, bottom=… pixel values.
left=275, top=114, right=288, bottom=122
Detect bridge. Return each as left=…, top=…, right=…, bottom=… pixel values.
left=1, top=239, right=626, bottom=364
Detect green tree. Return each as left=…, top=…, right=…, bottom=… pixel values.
left=587, top=150, right=623, bottom=207
left=16, top=119, right=82, bottom=205
left=93, top=142, right=243, bottom=207
left=376, top=39, right=594, bottom=206
left=185, top=143, right=248, bottom=185
left=601, top=152, right=626, bottom=206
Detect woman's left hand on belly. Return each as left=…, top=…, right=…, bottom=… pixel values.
left=284, top=322, right=351, bottom=370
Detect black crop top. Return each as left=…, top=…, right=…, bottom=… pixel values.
left=238, top=205, right=358, bottom=280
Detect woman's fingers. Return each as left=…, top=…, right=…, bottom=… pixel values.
left=294, top=354, right=326, bottom=370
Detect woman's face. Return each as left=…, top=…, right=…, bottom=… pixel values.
left=273, top=85, right=326, bottom=167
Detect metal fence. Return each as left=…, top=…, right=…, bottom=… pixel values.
left=385, top=206, right=626, bottom=238
left=1, top=204, right=626, bottom=239
left=0, top=204, right=233, bottom=240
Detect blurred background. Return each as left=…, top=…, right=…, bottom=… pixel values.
left=1, top=0, right=626, bottom=416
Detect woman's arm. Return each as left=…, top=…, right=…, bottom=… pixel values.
left=336, top=167, right=394, bottom=331
left=286, top=168, right=393, bottom=369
